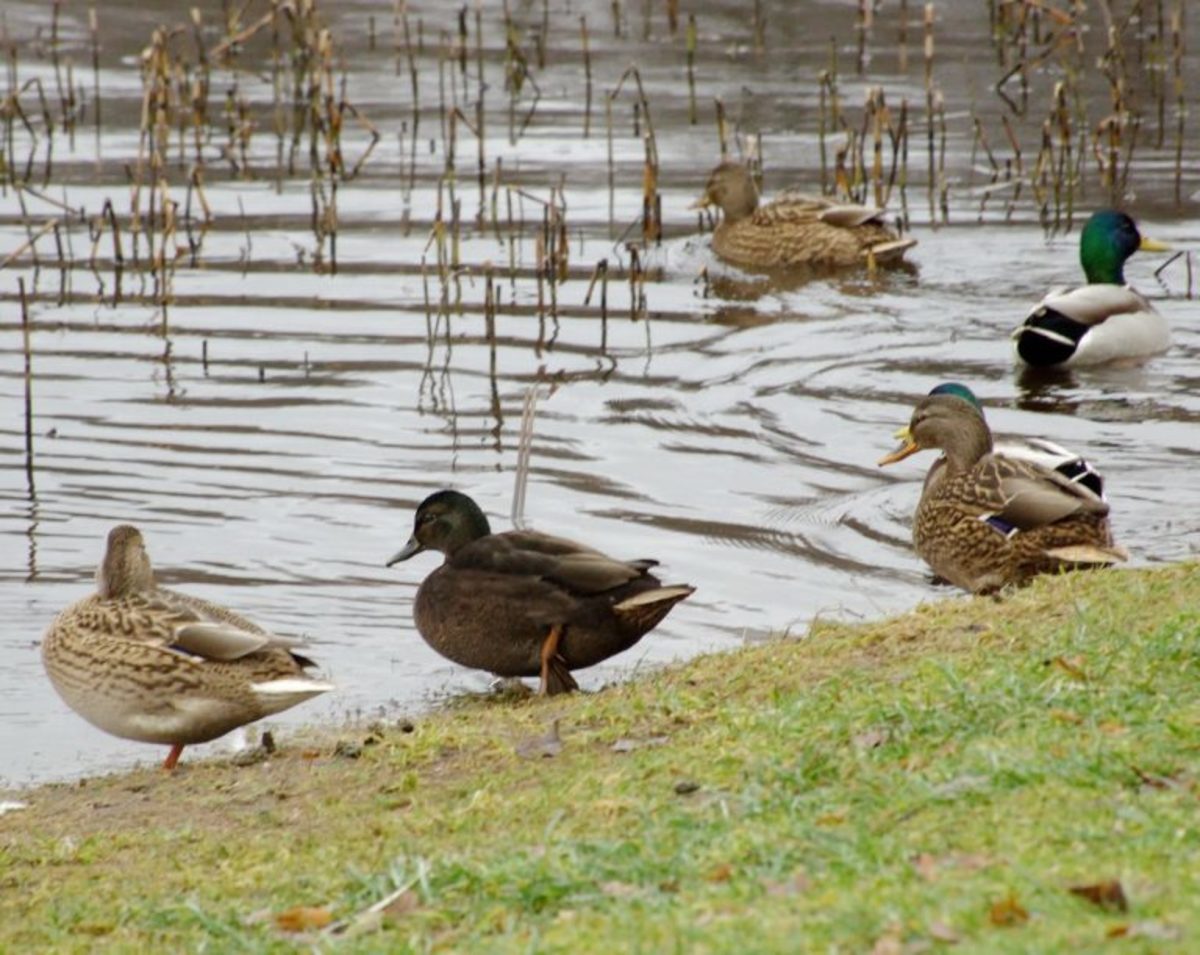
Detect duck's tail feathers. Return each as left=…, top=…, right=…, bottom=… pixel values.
left=252, top=677, right=335, bottom=713
left=1044, top=544, right=1129, bottom=565
left=863, top=236, right=918, bottom=263
left=614, top=585, right=695, bottom=630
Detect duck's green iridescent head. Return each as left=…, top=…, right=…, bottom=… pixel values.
left=927, top=382, right=982, bottom=411
left=387, top=490, right=492, bottom=564
left=1079, top=210, right=1169, bottom=285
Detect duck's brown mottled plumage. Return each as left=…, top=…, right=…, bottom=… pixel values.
left=694, top=162, right=916, bottom=271
left=878, top=395, right=1125, bottom=594
left=387, top=490, right=694, bottom=695
left=41, top=525, right=332, bottom=769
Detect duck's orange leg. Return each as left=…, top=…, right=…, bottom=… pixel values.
left=538, top=624, right=564, bottom=696
left=162, top=743, right=184, bottom=771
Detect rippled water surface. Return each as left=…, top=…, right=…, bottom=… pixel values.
left=2, top=0, right=1197, bottom=785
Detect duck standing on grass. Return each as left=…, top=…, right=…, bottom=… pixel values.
left=1013, top=209, right=1171, bottom=367
left=41, top=525, right=333, bottom=770
left=691, top=161, right=916, bottom=271
left=878, top=393, right=1126, bottom=594
left=387, top=490, right=694, bottom=695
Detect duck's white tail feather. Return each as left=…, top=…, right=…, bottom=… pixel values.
left=252, top=678, right=335, bottom=712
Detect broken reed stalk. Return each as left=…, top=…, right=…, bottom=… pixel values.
left=474, top=6, right=487, bottom=223
left=19, top=277, right=34, bottom=484
left=583, top=258, right=610, bottom=352
left=511, top=383, right=542, bottom=529
left=1170, top=2, right=1184, bottom=205
left=818, top=73, right=829, bottom=193
left=714, top=98, right=728, bottom=158
left=686, top=15, right=697, bottom=124
left=923, top=2, right=936, bottom=223
left=898, top=0, right=909, bottom=72
left=89, top=4, right=101, bottom=147
left=581, top=16, right=592, bottom=137
left=1000, top=112, right=1024, bottom=213
left=870, top=87, right=884, bottom=208
left=857, top=0, right=872, bottom=75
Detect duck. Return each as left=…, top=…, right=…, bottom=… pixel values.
left=387, top=490, right=694, bottom=695
left=878, top=393, right=1126, bottom=594
left=41, top=525, right=334, bottom=770
left=926, top=383, right=1104, bottom=499
left=691, top=161, right=916, bottom=271
left=1013, top=209, right=1171, bottom=367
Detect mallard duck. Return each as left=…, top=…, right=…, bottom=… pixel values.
left=41, top=525, right=333, bottom=770
left=1013, top=209, right=1171, bottom=367
left=878, top=394, right=1126, bottom=594
left=926, top=383, right=1104, bottom=498
left=692, top=161, right=916, bottom=271
left=387, top=490, right=694, bottom=695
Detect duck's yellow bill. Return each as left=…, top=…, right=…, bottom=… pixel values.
left=1139, top=235, right=1171, bottom=253
left=878, top=426, right=920, bottom=466
left=688, top=192, right=712, bottom=211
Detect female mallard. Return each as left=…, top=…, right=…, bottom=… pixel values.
left=926, top=383, right=1104, bottom=498
left=387, top=490, right=694, bottom=695
left=41, top=525, right=333, bottom=770
left=878, top=393, right=1126, bottom=594
left=1013, top=209, right=1170, bottom=367
left=692, top=161, right=916, bottom=271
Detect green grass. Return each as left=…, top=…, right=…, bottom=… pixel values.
left=3, top=563, right=1198, bottom=952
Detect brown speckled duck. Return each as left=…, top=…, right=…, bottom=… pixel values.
left=387, top=490, right=694, bottom=695
left=693, top=161, right=916, bottom=271
left=41, top=525, right=333, bottom=770
left=878, top=394, right=1126, bottom=594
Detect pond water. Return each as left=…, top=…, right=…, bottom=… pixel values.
left=1, top=0, right=1197, bottom=786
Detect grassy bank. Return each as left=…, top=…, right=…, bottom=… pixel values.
left=3, top=564, right=1198, bottom=952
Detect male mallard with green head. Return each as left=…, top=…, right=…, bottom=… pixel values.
left=692, top=161, right=916, bottom=271
left=1013, top=209, right=1171, bottom=367
left=879, top=393, right=1126, bottom=594
left=387, top=490, right=694, bottom=695
left=41, top=525, right=333, bottom=770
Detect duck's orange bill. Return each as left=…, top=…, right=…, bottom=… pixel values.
left=878, top=426, right=920, bottom=466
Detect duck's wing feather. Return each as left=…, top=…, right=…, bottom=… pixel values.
left=452, top=531, right=653, bottom=594
left=1029, top=284, right=1152, bottom=328
left=133, top=589, right=307, bottom=663
left=768, top=191, right=888, bottom=226
left=977, top=456, right=1108, bottom=532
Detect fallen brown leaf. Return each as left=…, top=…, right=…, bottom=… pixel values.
left=381, top=888, right=421, bottom=920
left=853, top=727, right=889, bottom=751
left=869, top=925, right=903, bottom=955
left=1069, top=879, right=1128, bottom=913
left=1112, top=920, right=1182, bottom=941
left=599, top=880, right=638, bottom=898
left=761, top=870, right=810, bottom=897
left=1048, top=708, right=1082, bottom=725
left=611, top=735, right=669, bottom=753
left=1132, top=765, right=1183, bottom=790
left=1049, top=655, right=1088, bottom=681
left=705, top=862, right=733, bottom=883
left=911, top=852, right=939, bottom=883
left=988, top=893, right=1029, bottom=927
left=929, top=919, right=961, bottom=943
left=274, top=906, right=333, bottom=932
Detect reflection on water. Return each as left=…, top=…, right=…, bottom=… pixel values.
left=0, top=0, right=1197, bottom=785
